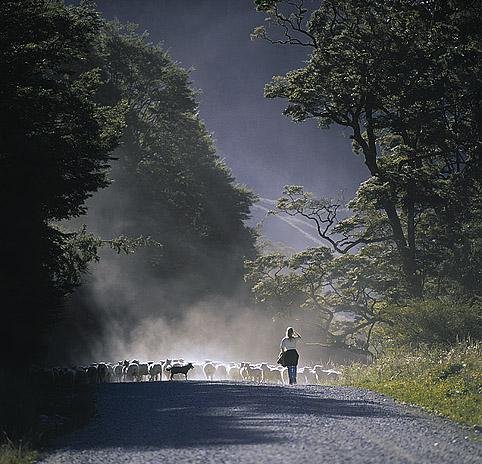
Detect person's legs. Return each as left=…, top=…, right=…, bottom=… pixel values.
left=287, top=366, right=296, bottom=384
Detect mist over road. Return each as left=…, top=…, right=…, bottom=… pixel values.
left=37, top=382, right=481, bottom=464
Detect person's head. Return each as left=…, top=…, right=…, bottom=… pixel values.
left=286, top=327, right=294, bottom=339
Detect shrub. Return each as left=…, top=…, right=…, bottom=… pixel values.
left=379, top=299, right=482, bottom=346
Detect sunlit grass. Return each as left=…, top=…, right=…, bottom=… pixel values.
left=0, top=440, right=37, bottom=464
left=342, top=342, right=482, bottom=427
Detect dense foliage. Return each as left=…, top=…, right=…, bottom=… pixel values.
left=245, top=244, right=391, bottom=349
left=87, top=22, right=257, bottom=303
left=0, top=0, right=125, bottom=367
left=249, top=0, right=482, bottom=350
left=0, top=1, right=257, bottom=367
left=378, top=299, right=482, bottom=347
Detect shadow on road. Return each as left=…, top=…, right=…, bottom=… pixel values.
left=53, top=381, right=397, bottom=450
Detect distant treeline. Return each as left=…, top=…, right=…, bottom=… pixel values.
left=0, top=0, right=257, bottom=367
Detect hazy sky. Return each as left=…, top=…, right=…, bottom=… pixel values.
left=95, top=0, right=368, bottom=248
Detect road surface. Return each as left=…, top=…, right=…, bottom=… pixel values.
left=37, top=381, right=481, bottom=464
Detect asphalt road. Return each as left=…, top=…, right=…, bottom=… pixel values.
left=37, top=381, right=481, bottom=464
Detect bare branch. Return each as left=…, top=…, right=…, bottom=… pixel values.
left=254, top=0, right=317, bottom=48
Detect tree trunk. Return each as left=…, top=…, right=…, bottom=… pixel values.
left=382, top=198, right=422, bottom=297
left=357, top=102, right=423, bottom=298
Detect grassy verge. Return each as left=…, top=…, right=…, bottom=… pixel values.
left=0, top=441, right=37, bottom=464
left=341, top=342, right=481, bottom=427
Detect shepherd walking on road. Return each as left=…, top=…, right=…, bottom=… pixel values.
left=280, top=327, right=301, bottom=384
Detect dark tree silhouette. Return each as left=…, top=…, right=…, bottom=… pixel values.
left=0, top=1, right=125, bottom=367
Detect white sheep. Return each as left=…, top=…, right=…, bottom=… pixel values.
left=215, top=363, right=228, bottom=380
left=162, top=359, right=172, bottom=379
left=97, top=363, right=108, bottom=383
left=61, top=356, right=342, bottom=386
left=227, top=364, right=242, bottom=381
left=296, top=367, right=307, bottom=384
left=113, top=362, right=124, bottom=382
left=149, top=362, right=163, bottom=381
left=203, top=362, right=216, bottom=380
left=280, top=367, right=289, bottom=384
left=246, top=364, right=262, bottom=382
left=260, top=363, right=283, bottom=384
left=125, top=362, right=139, bottom=382
left=190, top=363, right=204, bottom=380
left=106, top=363, right=115, bottom=382
left=239, top=362, right=250, bottom=381
left=314, top=365, right=341, bottom=383
left=304, top=366, right=317, bottom=384
left=138, top=363, right=149, bottom=382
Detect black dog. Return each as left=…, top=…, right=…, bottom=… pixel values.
left=165, top=362, right=194, bottom=380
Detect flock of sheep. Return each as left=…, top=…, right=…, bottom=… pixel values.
left=33, top=359, right=341, bottom=387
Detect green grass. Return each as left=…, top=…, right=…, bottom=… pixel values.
left=0, top=441, right=37, bottom=464
left=342, top=342, right=482, bottom=427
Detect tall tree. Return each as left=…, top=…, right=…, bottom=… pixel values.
left=253, top=0, right=482, bottom=298
left=83, top=22, right=257, bottom=305
left=0, top=0, right=125, bottom=366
